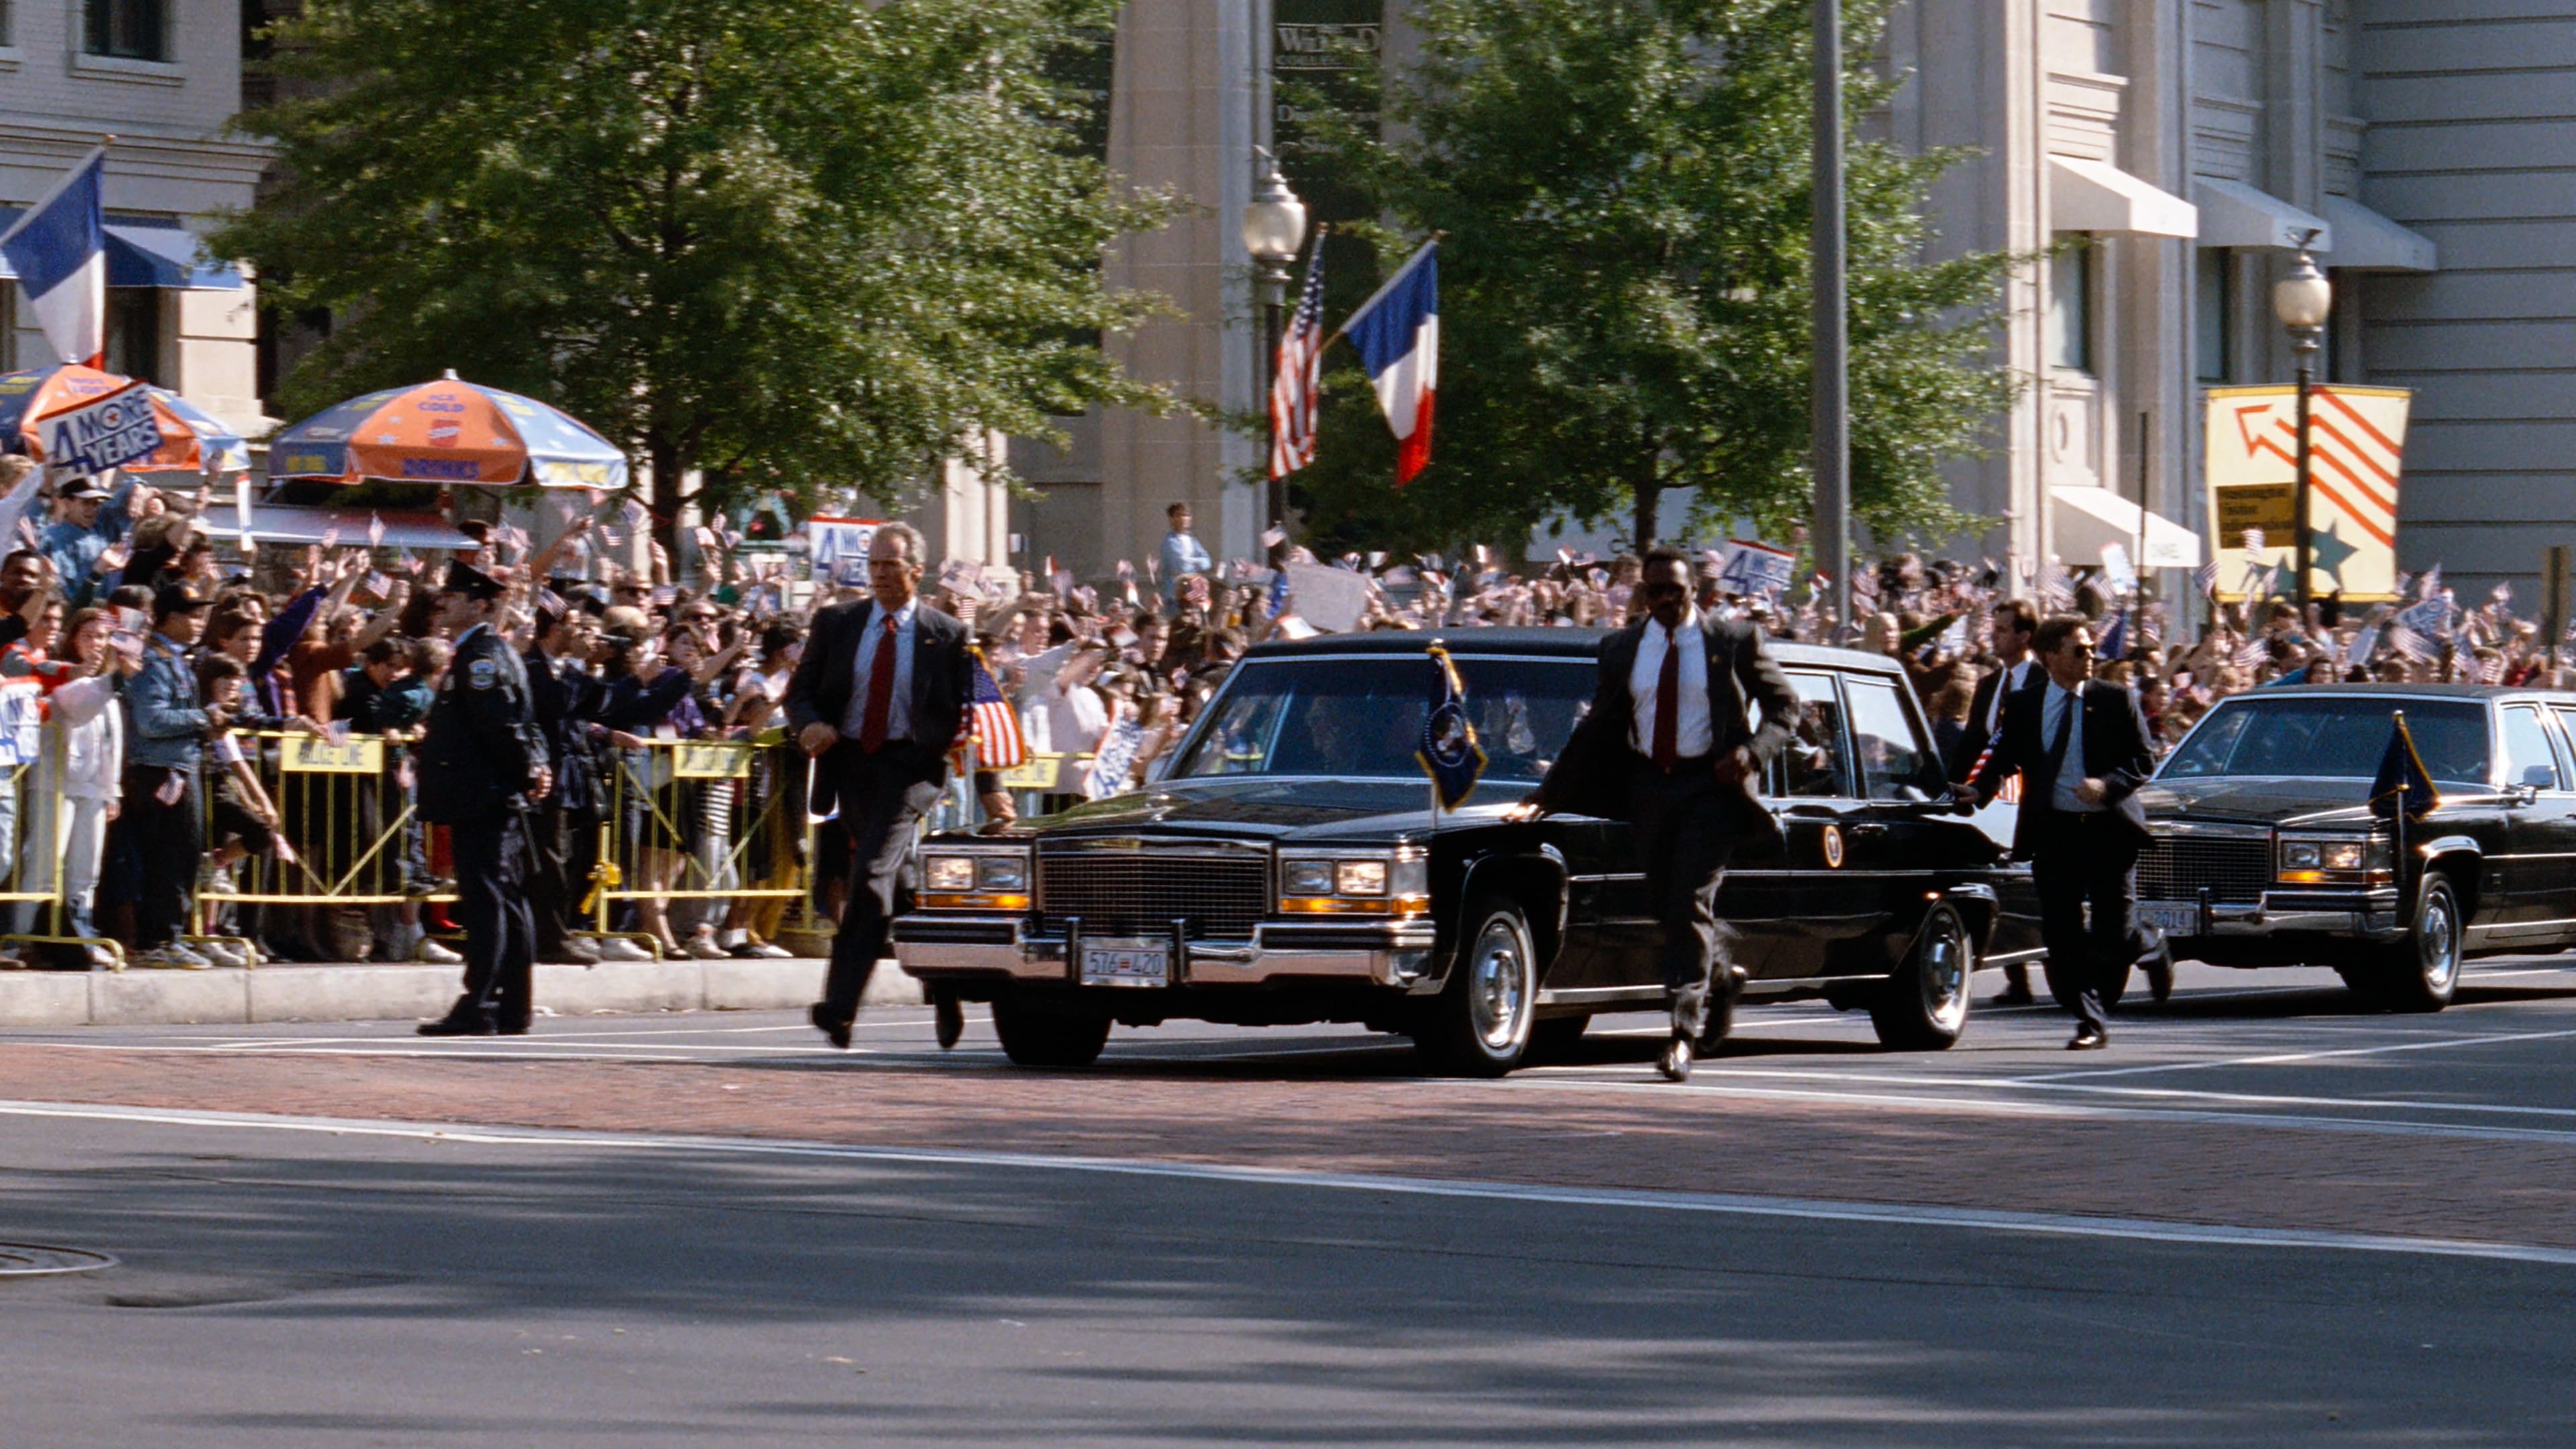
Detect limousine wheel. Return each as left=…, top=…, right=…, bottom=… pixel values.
left=1871, top=904, right=1974, bottom=1051
left=991, top=994, right=1114, bottom=1068
left=1416, top=896, right=1536, bottom=1077
left=2369, top=873, right=2462, bottom=1014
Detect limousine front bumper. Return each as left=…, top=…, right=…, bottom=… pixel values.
left=2143, top=888, right=2408, bottom=944
left=892, top=913, right=1445, bottom=991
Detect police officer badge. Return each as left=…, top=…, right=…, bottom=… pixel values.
left=468, top=657, right=499, bottom=690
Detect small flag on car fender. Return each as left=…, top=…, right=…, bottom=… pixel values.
left=1417, top=642, right=1486, bottom=810
left=2370, top=712, right=2438, bottom=822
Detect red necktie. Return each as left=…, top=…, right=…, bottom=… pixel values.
left=858, top=615, right=898, bottom=753
left=1651, top=627, right=1680, bottom=771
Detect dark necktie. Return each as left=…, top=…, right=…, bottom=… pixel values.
left=858, top=615, right=898, bottom=753
left=1651, top=628, right=1680, bottom=771
left=2043, top=688, right=2076, bottom=794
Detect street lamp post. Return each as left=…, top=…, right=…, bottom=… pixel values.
left=2272, top=236, right=2332, bottom=613
left=1811, top=0, right=1850, bottom=640
left=1243, top=150, right=1308, bottom=534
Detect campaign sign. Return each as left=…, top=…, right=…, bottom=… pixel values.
left=1716, top=540, right=1796, bottom=596
left=807, top=516, right=883, bottom=584
left=40, top=382, right=165, bottom=475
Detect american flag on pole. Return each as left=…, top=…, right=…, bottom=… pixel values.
left=1269, top=231, right=1328, bottom=480
left=961, top=650, right=1026, bottom=769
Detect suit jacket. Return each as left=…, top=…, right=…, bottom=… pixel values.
left=784, top=596, right=974, bottom=813
left=1533, top=615, right=1802, bottom=839
left=1969, top=676, right=2155, bottom=858
left=1949, top=659, right=2038, bottom=779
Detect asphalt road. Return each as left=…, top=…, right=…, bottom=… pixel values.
left=0, top=959, right=2571, bottom=1446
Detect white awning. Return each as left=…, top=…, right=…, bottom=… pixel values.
left=2320, top=196, right=2438, bottom=272
left=2049, top=156, right=2198, bottom=238
left=2193, top=178, right=2332, bottom=251
left=2050, top=486, right=2204, bottom=570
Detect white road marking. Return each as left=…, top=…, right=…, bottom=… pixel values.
left=1505, top=1075, right=2576, bottom=1146
left=0, top=1097, right=2567, bottom=1269
left=2023, top=1026, right=2576, bottom=1082
left=1568, top=1061, right=2576, bottom=1121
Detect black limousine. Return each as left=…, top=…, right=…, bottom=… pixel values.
left=2138, top=684, right=2576, bottom=1011
left=893, top=629, right=2046, bottom=1073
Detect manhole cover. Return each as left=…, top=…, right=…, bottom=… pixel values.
left=0, top=1244, right=117, bottom=1277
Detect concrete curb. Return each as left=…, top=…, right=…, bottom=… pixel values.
left=0, top=957, right=925, bottom=1028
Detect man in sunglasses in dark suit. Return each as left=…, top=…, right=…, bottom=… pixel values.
left=1515, top=548, right=1803, bottom=1081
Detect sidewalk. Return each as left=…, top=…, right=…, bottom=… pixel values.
left=0, top=957, right=923, bottom=1028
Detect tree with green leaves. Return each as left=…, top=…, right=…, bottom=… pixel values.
left=217, top=0, right=1178, bottom=532
left=1291, top=0, right=2019, bottom=556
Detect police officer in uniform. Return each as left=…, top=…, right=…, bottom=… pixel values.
left=416, top=562, right=553, bottom=1037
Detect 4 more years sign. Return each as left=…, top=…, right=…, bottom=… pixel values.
left=38, top=380, right=164, bottom=475
left=2204, top=384, right=2410, bottom=603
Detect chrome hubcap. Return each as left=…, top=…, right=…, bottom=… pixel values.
left=2420, top=892, right=2459, bottom=991
left=1920, top=916, right=1970, bottom=1027
left=1469, top=918, right=1529, bottom=1052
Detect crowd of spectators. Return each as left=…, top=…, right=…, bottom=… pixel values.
left=0, top=462, right=2553, bottom=973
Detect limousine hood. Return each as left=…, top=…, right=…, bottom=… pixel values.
left=1019, top=777, right=1489, bottom=846
left=2137, top=775, right=2378, bottom=826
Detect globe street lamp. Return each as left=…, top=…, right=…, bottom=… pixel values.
left=2272, top=235, right=2332, bottom=612
left=1244, top=152, right=1307, bottom=535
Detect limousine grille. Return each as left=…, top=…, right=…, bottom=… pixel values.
left=1036, top=849, right=1269, bottom=941
left=2137, top=833, right=2273, bottom=904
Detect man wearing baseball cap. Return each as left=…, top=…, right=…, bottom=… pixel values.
left=119, top=584, right=225, bottom=967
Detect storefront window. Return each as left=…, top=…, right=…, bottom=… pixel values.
left=105, top=290, right=162, bottom=384
left=2196, top=250, right=2232, bottom=384
left=84, top=0, right=167, bottom=61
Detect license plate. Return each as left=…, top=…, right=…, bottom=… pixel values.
left=2139, top=902, right=2200, bottom=937
left=1080, top=941, right=1169, bottom=988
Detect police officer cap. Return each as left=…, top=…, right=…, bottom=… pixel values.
left=438, top=560, right=507, bottom=600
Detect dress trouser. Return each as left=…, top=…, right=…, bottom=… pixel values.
left=1625, top=754, right=1744, bottom=1040
left=449, top=809, right=535, bottom=1026
left=123, top=765, right=201, bottom=950
left=525, top=795, right=576, bottom=957
left=822, top=743, right=943, bottom=1025
left=2024, top=809, right=2143, bottom=1032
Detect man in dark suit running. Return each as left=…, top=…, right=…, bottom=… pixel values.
left=1959, top=614, right=2172, bottom=1048
left=1515, top=549, right=1803, bottom=1081
left=786, top=523, right=1003, bottom=1049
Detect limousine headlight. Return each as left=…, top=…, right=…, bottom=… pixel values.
left=1278, top=851, right=1429, bottom=915
left=918, top=847, right=1032, bottom=911
left=2277, top=833, right=2392, bottom=885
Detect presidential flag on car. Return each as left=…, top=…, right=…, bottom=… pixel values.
left=1340, top=240, right=1438, bottom=484
left=0, top=146, right=107, bottom=367
left=1417, top=643, right=1487, bottom=810
left=2370, top=710, right=2438, bottom=822
left=962, top=649, right=1026, bottom=770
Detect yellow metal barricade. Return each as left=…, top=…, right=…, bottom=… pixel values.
left=195, top=729, right=456, bottom=961
left=0, top=759, right=125, bottom=969
left=587, top=735, right=808, bottom=951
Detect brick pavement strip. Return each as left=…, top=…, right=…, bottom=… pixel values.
left=1, top=1045, right=2569, bottom=1250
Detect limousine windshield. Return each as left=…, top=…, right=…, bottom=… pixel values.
left=2161, top=695, right=2491, bottom=785
left=1168, top=654, right=1597, bottom=784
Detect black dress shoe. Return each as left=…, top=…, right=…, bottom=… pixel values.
left=810, top=1002, right=852, bottom=1050
left=934, top=994, right=964, bottom=1051
left=417, top=1013, right=499, bottom=1038
left=1657, top=1034, right=1693, bottom=1082
left=2067, top=1022, right=2108, bottom=1051
left=2144, top=941, right=2176, bottom=1004
left=496, top=1020, right=531, bottom=1037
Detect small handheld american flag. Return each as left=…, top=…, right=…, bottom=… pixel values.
left=962, top=650, right=1026, bottom=769
left=1270, top=228, right=1328, bottom=480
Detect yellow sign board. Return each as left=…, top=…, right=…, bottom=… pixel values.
left=997, top=754, right=1065, bottom=791
left=281, top=736, right=386, bottom=774
left=672, top=743, right=751, bottom=779
left=2202, top=384, right=2410, bottom=603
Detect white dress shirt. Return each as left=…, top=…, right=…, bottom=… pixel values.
left=840, top=597, right=918, bottom=743
left=1629, top=611, right=1715, bottom=759
left=2043, top=679, right=2100, bottom=814
left=1986, top=657, right=2033, bottom=733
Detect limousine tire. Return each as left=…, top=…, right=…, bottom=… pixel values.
left=1416, top=896, right=1536, bottom=1077
left=991, top=994, right=1114, bottom=1068
left=2369, top=873, right=2463, bottom=1014
left=1871, top=904, right=1974, bottom=1051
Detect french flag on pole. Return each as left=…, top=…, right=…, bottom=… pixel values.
left=0, top=147, right=108, bottom=368
left=1340, top=240, right=1438, bottom=484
